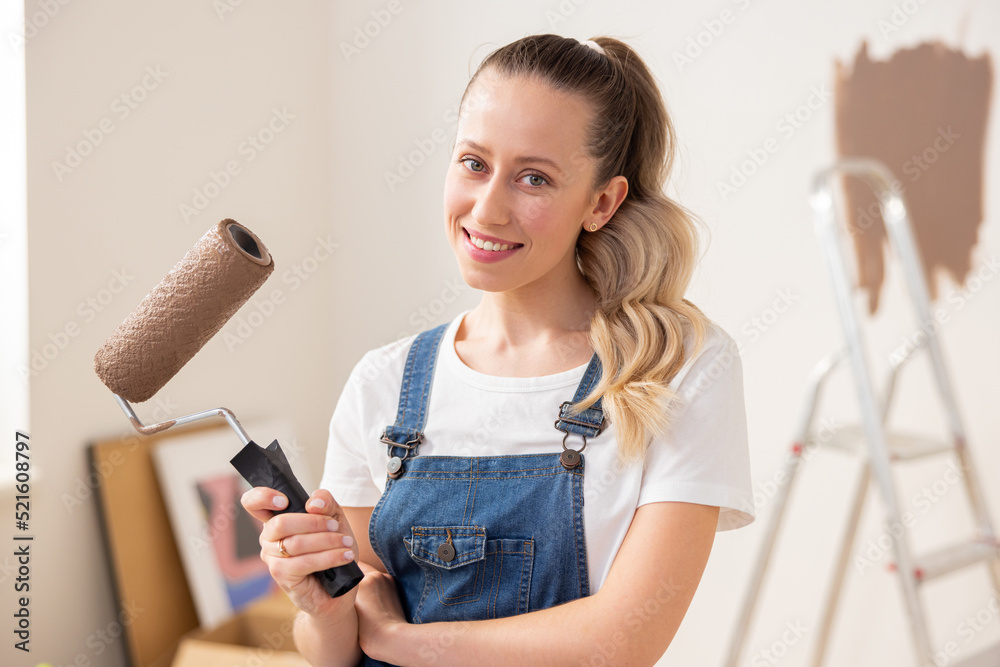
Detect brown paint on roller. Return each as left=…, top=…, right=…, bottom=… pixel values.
left=94, top=219, right=274, bottom=403
left=834, top=41, right=992, bottom=314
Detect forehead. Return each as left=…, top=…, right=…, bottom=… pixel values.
left=457, top=71, right=593, bottom=165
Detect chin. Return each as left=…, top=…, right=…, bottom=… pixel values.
left=455, top=264, right=511, bottom=293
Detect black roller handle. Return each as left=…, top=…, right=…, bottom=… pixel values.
left=231, top=439, right=364, bottom=597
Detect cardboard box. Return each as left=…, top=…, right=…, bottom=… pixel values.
left=171, top=591, right=310, bottom=667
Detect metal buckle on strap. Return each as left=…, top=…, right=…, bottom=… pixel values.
left=559, top=431, right=586, bottom=470
left=380, top=431, right=423, bottom=479
left=553, top=401, right=607, bottom=435
left=380, top=431, right=423, bottom=460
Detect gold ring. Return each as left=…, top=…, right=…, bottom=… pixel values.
left=278, top=538, right=290, bottom=558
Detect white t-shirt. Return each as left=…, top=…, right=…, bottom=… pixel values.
left=321, top=309, right=754, bottom=591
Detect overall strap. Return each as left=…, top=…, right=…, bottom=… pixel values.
left=554, top=352, right=607, bottom=439
left=380, top=323, right=449, bottom=471
left=553, top=352, right=607, bottom=470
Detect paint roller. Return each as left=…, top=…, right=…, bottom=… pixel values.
left=94, top=219, right=363, bottom=598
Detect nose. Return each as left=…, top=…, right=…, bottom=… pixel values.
left=470, top=174, right=510, bottom=228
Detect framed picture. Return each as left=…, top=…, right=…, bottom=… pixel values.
left=152, top=417, right=314, bottom=628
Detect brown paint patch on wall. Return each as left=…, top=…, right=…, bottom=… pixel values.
left=834, top=41, right=992, bottom=314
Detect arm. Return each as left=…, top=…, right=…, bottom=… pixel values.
left=292, top=505, right=383, bottom=664
left=241, top=487, right=375, bottom=667
left=357, top=500, right=719, bottom=666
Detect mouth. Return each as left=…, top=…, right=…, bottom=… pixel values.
left=463, top=227, right=523, bottom=252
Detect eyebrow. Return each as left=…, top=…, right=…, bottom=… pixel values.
left=457, top=139, right=566, bottom=177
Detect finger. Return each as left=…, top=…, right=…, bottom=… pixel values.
left=304, top=489, right=348, bottom=523
left=271, top=530, right=354, bottom=560
left=358, top=561, right=380, bottom=576
left=259, top=511, right=343, bottom=543
left=241, top=487, right=288, bottom=521
left=267, top=543, right=357, bottom=579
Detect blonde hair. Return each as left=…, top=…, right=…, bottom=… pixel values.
left=463, top=35, right=711, bottom=461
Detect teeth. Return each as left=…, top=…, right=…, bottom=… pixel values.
left=469, top=232, right=514, bottom=252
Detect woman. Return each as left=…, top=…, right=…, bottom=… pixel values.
left=242, top=34, right=754, bottom=666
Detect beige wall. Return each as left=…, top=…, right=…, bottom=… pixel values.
left=13, top=0, right=1000, bottom=665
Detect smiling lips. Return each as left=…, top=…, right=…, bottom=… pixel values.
left=465, top=228, right=523, bottom=252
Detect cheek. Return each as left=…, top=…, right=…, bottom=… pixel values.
left=443, top=169, right=471, bottom=217
left=514, top=195, right=560, bottom=230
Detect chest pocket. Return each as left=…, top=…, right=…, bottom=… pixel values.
left=404, top=526, right=535, bottom=622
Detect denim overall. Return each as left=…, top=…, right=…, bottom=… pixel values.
left=361, top=323, right=607, bottom=666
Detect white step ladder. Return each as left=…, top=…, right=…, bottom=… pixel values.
left=725, top=159, right=1000, bottom=667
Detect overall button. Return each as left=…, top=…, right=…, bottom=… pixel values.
left=387, top=456, right=403, bottom=478
left=560, top=449, right=581, bottom=469
left=437, top=542, right=456, bottom=562
left=438, top=528, right=456, bottom=561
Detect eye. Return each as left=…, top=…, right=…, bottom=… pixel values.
left=521, top=173, right=548, bottom=187
left=460, top=157, right=485, bottom=173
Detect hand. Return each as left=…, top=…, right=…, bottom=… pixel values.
left=241, top=487, right=358, bottom=619
left=355, top=564, right=408, bottom=661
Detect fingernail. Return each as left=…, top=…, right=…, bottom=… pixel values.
left=344, top=550, right=354, bottom=561
left=326, top=519, right=339, bottom=532
left=273, top=496, right=288, bottom=509
left=309, top=498, right=326, bottom=511
left=343, top=535, right=354, bottom=548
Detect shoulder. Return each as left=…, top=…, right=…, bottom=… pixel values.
left=669, top=316, right=742, bottom=391
left=345, top=332, right=419, bottom=390
left=344, top=319, right=453, bottom=391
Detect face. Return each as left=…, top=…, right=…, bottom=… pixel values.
left=443, top=70, right=604, bottom=296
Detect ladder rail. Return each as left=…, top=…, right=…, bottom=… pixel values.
left=811, top=342, right=906, bottom=666
left=829, top=159, right=1000, bottom=589
left=874, top=165, right=1000, bottom=591
left=810, top=160, right=933, bottom=663
left=724, top=349, right=848, bottom=666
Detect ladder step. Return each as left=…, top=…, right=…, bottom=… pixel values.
left=890, top=540, right=1000, bottom=582
left=952, top=641, right=1000, bottom=667
left=821, top=425, right=952, bottom=461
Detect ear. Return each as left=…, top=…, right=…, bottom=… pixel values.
left=585, top=176, right=628, bottom=232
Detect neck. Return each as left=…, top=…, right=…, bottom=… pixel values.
left=461, top=259, right=597, bottom=352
